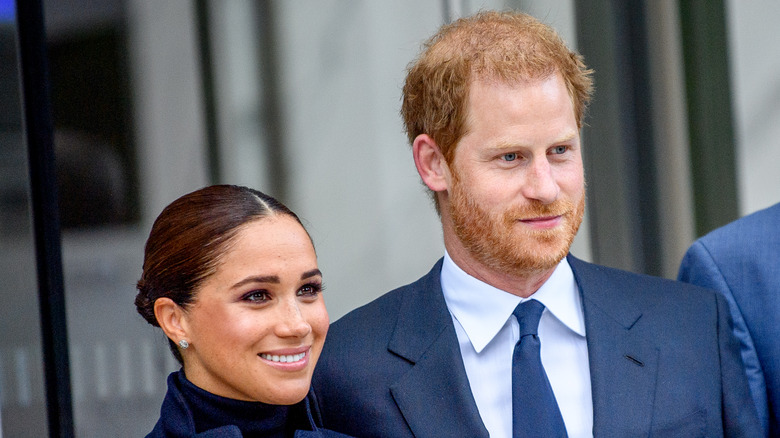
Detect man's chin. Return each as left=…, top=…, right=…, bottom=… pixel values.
left=501, top=237, right=572, bottom=274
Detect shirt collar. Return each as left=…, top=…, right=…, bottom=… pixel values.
left=441, top=252, right=585, bottom=353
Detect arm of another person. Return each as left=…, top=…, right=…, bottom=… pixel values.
left=680, top=241, right=769, bottom=435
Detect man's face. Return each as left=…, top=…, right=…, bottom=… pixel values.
left=445, top=73, right=585, bottom=278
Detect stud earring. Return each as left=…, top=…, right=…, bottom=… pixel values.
left=178, top=339, right=189, bottom=349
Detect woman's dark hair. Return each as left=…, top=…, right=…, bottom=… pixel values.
left=135, top=185, right=306, bottom=364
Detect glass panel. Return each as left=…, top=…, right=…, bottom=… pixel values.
left=42, top=0, right=178, bottom=436
left=0, top=0, right=49, bottom=436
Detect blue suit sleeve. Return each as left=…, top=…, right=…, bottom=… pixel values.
left=679, top=241, right=769, bottom=435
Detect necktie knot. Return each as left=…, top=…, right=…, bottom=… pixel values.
left=513, top=299, right=545, bottom=337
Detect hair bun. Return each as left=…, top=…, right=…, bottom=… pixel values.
left=134, top=279, right=160, bottom=327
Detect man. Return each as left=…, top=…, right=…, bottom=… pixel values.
left=679, top=201, right=780, bottom=436
left=313, top=11, right=760, bottom=437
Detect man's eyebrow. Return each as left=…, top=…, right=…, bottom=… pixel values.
left=489, top=132, right=578, bottom=151
left=553, top=131, right=578, bottom=143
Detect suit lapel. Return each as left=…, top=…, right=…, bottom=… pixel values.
left=387, top=259, right=488, bottom=438
left=386, top=256, right=661, bottom=437
left=568, top=256, right=659, bottom=436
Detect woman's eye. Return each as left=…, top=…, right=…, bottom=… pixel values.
left=502, top=153, right=517, bottom=162
left=551, top=145, right=568, bottom=155
left=298, top=283, right=323, bottom=298
left=244, top=290, right=270, bottom=303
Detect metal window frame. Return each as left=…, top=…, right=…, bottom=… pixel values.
left=16, top=0, right=74, bottom=436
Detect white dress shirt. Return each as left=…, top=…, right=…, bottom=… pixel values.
left=441, top=252, right=593, bottom=438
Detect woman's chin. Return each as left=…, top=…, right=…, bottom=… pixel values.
left=256, top=379, right=312, bottom=405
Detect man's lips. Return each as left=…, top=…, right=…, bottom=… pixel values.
left=518, top=215, right=563, bottom=228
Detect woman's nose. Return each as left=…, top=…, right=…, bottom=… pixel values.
left=274, top=300, right=312, bottom=338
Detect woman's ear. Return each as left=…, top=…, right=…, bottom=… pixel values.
left=412, top=134, right=450, bottom=192
left=154, top=297, right=188, bottom=344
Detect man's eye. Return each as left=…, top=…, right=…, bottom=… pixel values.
left=502, top=153, right=517, bottom=162
left=551, top=146, right=568, bottom=154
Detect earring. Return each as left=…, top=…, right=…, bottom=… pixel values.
left=178, top=339, right=189, bottom=349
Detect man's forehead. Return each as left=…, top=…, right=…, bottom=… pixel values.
left=468, top=70, right=562, bottom=92
left=462, top=73, right=575, bottom=123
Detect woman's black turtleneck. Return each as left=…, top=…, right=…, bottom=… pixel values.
left=176, top=370, right=296, bottom=437
left=146, top=370, right=315, bottom=438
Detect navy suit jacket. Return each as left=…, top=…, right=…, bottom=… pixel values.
left=679, top=202, right=780, bottom=436
left=313, top=255, right=760, bottom=437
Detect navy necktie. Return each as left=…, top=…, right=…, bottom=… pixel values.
left=512, top=299, right=567, bottom=438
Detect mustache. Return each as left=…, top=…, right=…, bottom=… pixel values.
left=503, top=199, right=575, bottom=220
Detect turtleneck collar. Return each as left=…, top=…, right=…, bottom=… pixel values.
left=149, top=370, right=314, bottom=438
left=176, top=370, right=297, bottom=437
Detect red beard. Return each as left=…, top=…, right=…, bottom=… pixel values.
left=448, top=176, right=585, bottom=277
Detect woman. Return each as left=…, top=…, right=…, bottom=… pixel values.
left=135, top=185, right=348, bottom=437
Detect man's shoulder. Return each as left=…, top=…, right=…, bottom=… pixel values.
left=570, top=256, right=732, bottom=358
left=569, top=255, right=712, bottom=294
left=314, top=259, right=449, bottom=398
left=696, top=201, right=780, bottom=250
left=327, top=285, right=404, bottom=338
left=327, top=259, right=444, bottom=341
left=568, top=255, right=720, bottom=309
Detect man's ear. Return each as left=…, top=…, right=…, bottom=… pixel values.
left=154, top=297, right=188, bottom=344
left=413, top=134, right=450, bottom=192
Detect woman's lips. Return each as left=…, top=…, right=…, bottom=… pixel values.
left=258, top=347, right=310, bottom=371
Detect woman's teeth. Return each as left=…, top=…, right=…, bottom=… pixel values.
left=260, top=352, right=306, bottom=363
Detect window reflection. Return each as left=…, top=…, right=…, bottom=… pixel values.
left=44, top=2, right=176, bottom=436
left=47, top=4, right=138, bottom=228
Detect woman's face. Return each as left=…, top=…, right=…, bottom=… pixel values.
left=179, top=215, right=328, bottom=405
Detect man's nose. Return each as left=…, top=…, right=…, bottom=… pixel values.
left=521, top=158, right=559, bottom=204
